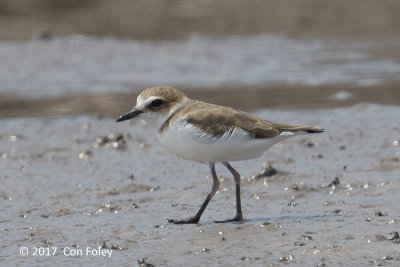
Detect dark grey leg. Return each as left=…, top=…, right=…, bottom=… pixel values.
left=215, top=162, right=244, bottom=223
left=168, top=162, right=220, bottom=224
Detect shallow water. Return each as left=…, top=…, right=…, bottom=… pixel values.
left=1, top=104, right=399, bottom=265
left=1, top=35, right=400, bottom=98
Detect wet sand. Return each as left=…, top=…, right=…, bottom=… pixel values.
left=1, top=104, right=400, bottom=265
left=1, top=0, right=400, bottom=41
left=1, top=83, right=400, bottom=119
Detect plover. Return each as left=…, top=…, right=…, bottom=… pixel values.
left=117, top=86, right=324, bottom=224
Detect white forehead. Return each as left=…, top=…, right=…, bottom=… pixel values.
left=136, top=95, right=159, bottom=108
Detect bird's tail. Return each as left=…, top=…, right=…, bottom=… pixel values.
left=273, top=123, right=325, bottom=134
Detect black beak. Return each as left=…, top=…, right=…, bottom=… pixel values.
left=116, top=108, right=143, bottom=122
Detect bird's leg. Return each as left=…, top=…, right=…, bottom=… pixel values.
left=168, top=162, right=220, bottom=224
left=215, top=162, right=244, bottom=223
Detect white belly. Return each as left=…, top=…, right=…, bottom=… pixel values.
left=157, top=123, right=292, bottom=163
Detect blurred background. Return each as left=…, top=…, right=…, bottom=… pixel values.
left=1, top=0, right=400, bottom=118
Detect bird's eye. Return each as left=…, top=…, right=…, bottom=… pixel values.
left=150, top=99, right=164, bottom=108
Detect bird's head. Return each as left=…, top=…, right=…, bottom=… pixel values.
left=116, top=86, right=187, bottom=129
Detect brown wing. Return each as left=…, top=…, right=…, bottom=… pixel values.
left=180, top=101, right=280, bottom=139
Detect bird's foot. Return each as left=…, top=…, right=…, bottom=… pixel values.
left=214, top=213, right=244, bottom=223
left=168, top=216, right=200, bottom=224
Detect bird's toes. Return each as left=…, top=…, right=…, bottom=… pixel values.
left=167, top=216, right=199, bottom=224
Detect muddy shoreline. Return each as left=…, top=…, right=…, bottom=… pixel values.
left=1, top=104, right=400, bottom=265
left=1, top=0, right=400, bottom=41
left=1, top=83, right=399, bottom=119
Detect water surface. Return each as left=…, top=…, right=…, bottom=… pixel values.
left=1, top=34, right=400, bottom=98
